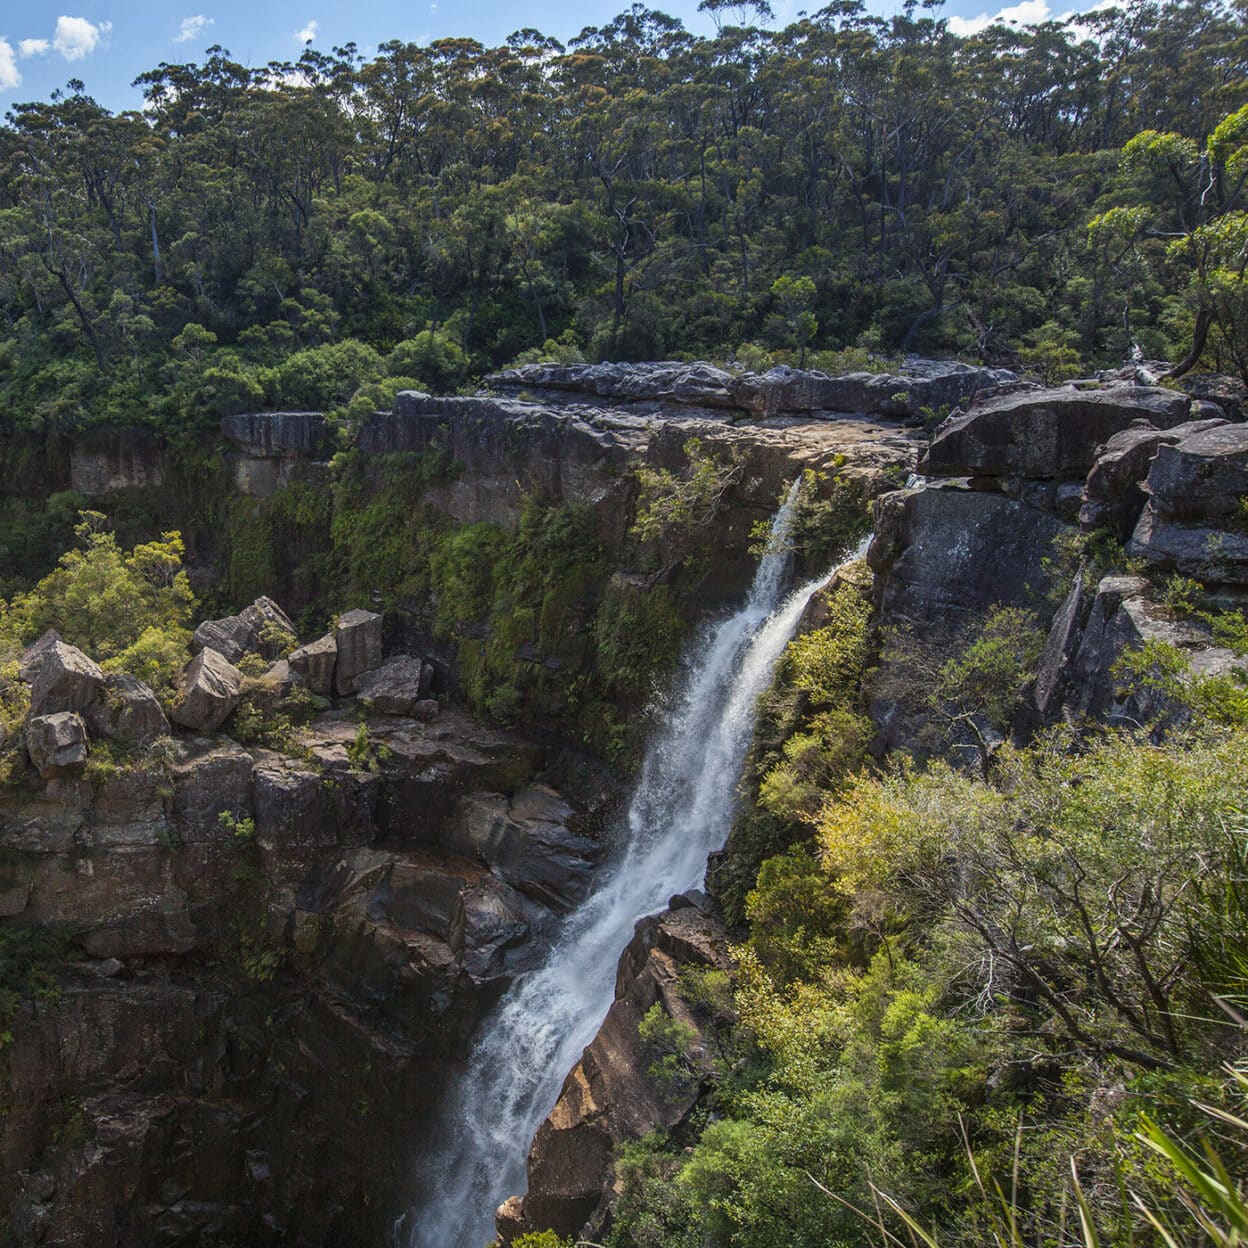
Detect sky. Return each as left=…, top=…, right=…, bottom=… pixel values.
left=0, top=0, right=1076, bottom=114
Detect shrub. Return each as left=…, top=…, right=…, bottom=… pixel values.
left=275, top=339, right=384, bottom=408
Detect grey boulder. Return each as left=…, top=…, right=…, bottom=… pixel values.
left=334, top=609, right=383, bottom=695
left=29, top=640, right=104, bottom=717
left=289, top=633, right=337, bottom=696
left=87, top=672, right=170, bottom=744
left=170, top=648, right=243, bottom=731
left=27, top=711, right=89, bottom=779
left=353, top=656, right=434, bottom=715
left=923, top=385, right=1193, bottom=479
left=192, top=596, right=296, bottom=663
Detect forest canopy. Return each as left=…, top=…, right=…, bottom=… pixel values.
left=0, top=0, right=1246, bottom=436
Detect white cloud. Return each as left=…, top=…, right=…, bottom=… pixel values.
left=19, top=37, right=50, bottom=56
left=0, top=39, right=20, bottom=91
left=52, top=15, right=112, bottom=61
left=297, top=19, right=318, bottom=43
left=949, top=0, right=1051, bottom=35
left=174, top=14, right=213, bottom=43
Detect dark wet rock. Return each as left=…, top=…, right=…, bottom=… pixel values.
left=354, top=655, right=433, bottom=715
left=170, top=648, right=243, bottom=732
left=501, top=904, right=731, bottom=1242
left=923, top=386, right=1193, bottom=480
left=27, top=712, right=89, bottom=779
left=334, top=609, right=383, bottom=695
left=29, top=641, right=104, bottom=718
left=444, top=786, right=600, bottom=910
left=289, top=632, right=337, bottom=696
left=867, top=484, right=1067, bottom=620
left=86, top=672, right=169, bottom=745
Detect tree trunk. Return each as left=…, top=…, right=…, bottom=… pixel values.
left=1161, top=306, right=1213, bottom=380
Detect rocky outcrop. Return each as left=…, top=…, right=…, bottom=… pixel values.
left=488, top=358, right=1020, bottom=419
left=922, top=385, right=1194, bottom=480
left=1129, top=423, right=1248, bottom=585
left=68, top=428, right=167, bottom=497
left=26, top=712, right=89, bottom=779
left=499, top=900, right=731, bottom=1242
left=170, top=647, right=243, bottom=731
left=192, top=595, right=296, bottom=664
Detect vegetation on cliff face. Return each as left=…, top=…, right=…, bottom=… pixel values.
left=616, top=586, right=1248, bottom=1248
left=1, top=1, right=1246, bottom=438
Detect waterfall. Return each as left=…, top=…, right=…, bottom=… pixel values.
left=400, top=483, right=863, bottom=1248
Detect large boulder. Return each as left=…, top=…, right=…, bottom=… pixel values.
left=1141, top=422, right=1248, bottom=523
left=18, top=629, right=62, bottom=684
left=923, top=385, right=1194, bottom=480
left=87, top=672, right=170, bottom=745
left=192, top=596, right=296, bottom=664
left=334, top=609, right=383, bottom=695
left=27, top=712, right=89, bottom=779
left=29, top=641, right=105, bottom=717
left=353, top=655, right=434, bottom=715
left=170, top=648, right=243, bottom=731
left=289, top=633, right=337, bottom=696
left=1128, top=507, right=1248, bottom=585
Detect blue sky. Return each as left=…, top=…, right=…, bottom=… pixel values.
left=0, top=0, right=1071, bottom=113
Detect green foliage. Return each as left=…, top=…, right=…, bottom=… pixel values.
left=614, top=726, right=1248, bottom=1248
left=218, top=810, right=256, bottom=842
left=639, top=1003, right=701, bottom=1099
left=1115, top=639, right=1248, bottom=727
left=346, top=722, right=393, bottom=774
left=632, top=438, right=742, bottom=569
left=593, top=579, right=686, bottom=701
left=275, top=339, right=384, bottom=408
left=0, top=925, right=66, bottom=1042
left=0, top=514, right=194, bottom=692
left=512, top=1234, right=575, bottom=1248
left=386, top=331, right=470, bottom=391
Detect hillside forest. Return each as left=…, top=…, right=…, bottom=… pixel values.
left=0, top=0, right=1247, bottom=439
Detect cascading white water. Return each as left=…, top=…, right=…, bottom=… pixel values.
left=401, top=484, right=864, bottom=1248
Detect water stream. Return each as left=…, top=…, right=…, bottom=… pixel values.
left=401, top=484, right=863, bottom=1248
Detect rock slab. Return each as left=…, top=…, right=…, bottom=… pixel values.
left=170, top=648, right=243, bottom=731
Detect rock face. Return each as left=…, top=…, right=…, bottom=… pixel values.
left=220, top=412, right=332, bottom=498
left=500, top=901, right=731, bottom=1241
left=489, top=358, right=1020, bottom=419
left=289, top=632, right=338, bottom=696
left=923, top=385, right=1194, bottom=479
left=334, top=609, right=383, bottom=695
left=0, top=694, right=594, bottom=1248
left=868, top=484, right=1066, bottom=620
left=29, top=641, right=104, bottom=718
left=1129, top=423, right=1248, bottom=584
left=169, top=648, right=243, bottom=731
left=86, top=672, right=170, bottom=744
left=353, top=655, right=433, bottom=714
left=26, top=712, right=89, bottom=779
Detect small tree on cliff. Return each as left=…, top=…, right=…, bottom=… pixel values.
left=0, top=512, right=195, bottom=690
